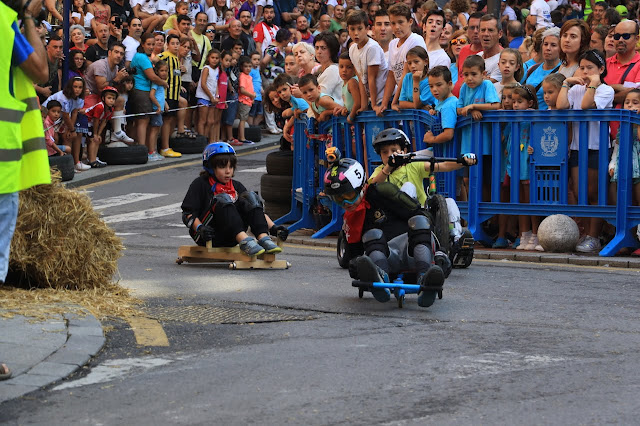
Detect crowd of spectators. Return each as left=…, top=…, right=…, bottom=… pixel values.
left=30, top=0, right=640, bottom=254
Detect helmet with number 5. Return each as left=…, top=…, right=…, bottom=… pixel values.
left=323, top=158, right=366, bottom=206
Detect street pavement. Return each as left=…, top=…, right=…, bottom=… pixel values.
left=2, top=133, right=640, bottom=423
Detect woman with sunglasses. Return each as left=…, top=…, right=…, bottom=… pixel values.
left=447, top=30, right=468, bottom=85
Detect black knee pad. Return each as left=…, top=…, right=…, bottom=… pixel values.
left=235, top=191, right=263, bottom=215
left=362, top=229, right=389, bottom=257
left=408, top=214, right=431, bottom=256
left=211, top=192, right=235, bottom=211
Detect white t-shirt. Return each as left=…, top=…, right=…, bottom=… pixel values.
left=427, top=49, right=452, bottom=70
left=206, top=7, right=226, bottom=26
left=131, top=0, right=158, bottom=14
left=530, top=0, right=553, bottom=29
left=71, top=12, right=95, bottom=29
left=349, top=37, right=389, bottom=105
left=568, top=84, right=614, bottom=150
left=157, top=0, right=175, bottom=13
left=256, top=0, right=274, bottom=6
left=195, top=65, right=219, bottom=101
left=478, top=50, right=501, bottom=81
left=388, top=33, right=426, bottom=83
left=317, top=64, right=343, bottom=106
left=327, top=0, right=347, bottom=7
left=253, top=21, right=279, bottom=54
left=123, top=36, right=140, bottom=63
left=503, top=5, right=517, bottom=21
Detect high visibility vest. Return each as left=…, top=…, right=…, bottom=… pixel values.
left=584, top=0, right=592, bottom=18
left=0, top=3, right=51, bottom=194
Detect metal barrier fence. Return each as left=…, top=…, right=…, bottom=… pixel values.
left=273, top=109, right=640, bottom=257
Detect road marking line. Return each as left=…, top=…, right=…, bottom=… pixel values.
left=102, top=202, right=182, bottom=223
left=76, top=146, right=277, bottom=189
left=238, top=166, right=267, bottom=173
left=127, top=316, right=170, bottom=347
left=115, top=232, right=141, bottom=236
left=93, top=193, right=167, bottom=210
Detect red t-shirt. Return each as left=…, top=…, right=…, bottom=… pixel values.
left=604, top=53, right=640, bottom=136
left=453, top=43, right=482, bottom=97
left=85, top=102, right=113, bottom=123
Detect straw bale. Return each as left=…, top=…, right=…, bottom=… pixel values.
left=9, top=171, right=124, bottom=290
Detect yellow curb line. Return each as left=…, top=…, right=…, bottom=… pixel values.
left=126, top=316, right=170, bottom=347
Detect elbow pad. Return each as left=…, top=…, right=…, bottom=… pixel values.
left=182, top=212, right=195, bottom=230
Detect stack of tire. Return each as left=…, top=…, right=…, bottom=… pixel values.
left=48, top=155, right=75, bottom=182
left=261, top=150, right=293, bottom=220
left=169, top=133, right=209, bottom=154
left=232, top=124, right=262, bottom=143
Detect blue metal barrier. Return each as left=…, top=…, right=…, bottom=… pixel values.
left=279, top=108, right=640, bottom=256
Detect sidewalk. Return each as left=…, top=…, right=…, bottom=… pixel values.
left=67, top=132, right=282, bottom=188
left=0, top=309, right=104, bottom=404
left=286, top=231, right=640, bottom=270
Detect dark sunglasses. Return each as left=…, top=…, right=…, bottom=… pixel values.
left=206, top=29, right=216, bottom=33
left=613, top=32, right=634, bottom=40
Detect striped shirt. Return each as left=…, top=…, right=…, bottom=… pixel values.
left=158, top=50, right=182, bottom=101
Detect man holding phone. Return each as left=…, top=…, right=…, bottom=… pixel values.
left=108, top=12, right=123, bottom=46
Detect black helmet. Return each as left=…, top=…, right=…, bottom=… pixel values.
left=371, top=128, right=411, bottom=154
left=323, top=158, right=366, bottom=206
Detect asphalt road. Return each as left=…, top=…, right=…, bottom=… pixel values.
left=2, top=148, right=640, bottom=425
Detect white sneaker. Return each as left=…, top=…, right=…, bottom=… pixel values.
left=106, top=141, right=128, bottom=148
left=576, top=236, right=602, bottom=253
left=268, top=128, right=282, bottom=134
left=75, top=161, right=90, bottom=172
left=111, top=130, right=134, bottom=143
left=516, top=231, right=532, bottom=250
left=524, top=234, right=540, bottom=251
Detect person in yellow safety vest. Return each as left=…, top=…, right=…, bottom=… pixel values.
left=0, top=0, right=51, bottom=289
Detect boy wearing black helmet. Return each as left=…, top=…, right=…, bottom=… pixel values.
left=368, top=128, right=475, bottom=206
left=325, top=157, right=447, bottom=308
left=181, top=142, right=289, bottom=255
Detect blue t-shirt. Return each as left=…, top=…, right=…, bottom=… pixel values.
left=450, top=62, right=458, bottom=86
left=11, top=22, right=33, bottom=67
left=290, top=95, right=309, bottom=111
left=249, top=67, right=262, bottom=102
left=521, top=59, right=539, bottom=81
left=151, top=83, right=165, bottom=111
left=505, top=122, right=531, bottom=180
left=399, top=72, right=436, bottom=106
left=435, top=95, right=458, bottom=130
left=131, top=52, right=153, bottom=92
left=457, top=80, right=500, bottom=154
left=524, top=61, right=560, bottom=110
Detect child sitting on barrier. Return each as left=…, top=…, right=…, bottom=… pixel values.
left=181, top=142, right=289, bottom=254
left=456, top=54, right=501, bottom=200
left=608, top=89, right=640, bottom=256
left=333, top=51, right=361, bottom=124
left=325, top=157, right=462, bottom=307
left=556, top=49, right=614, bottom=254
left=423, top=66, right=457, bottom=146
left=395, top=47, right=436, bottom=112
left=298, top=73, right=343, bottom=122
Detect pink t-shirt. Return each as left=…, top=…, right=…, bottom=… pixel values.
left=238, top=72, right=255, bottom=106
left=44, top=116, right=58, bottom=155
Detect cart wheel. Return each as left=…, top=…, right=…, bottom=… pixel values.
left=398, top=294, right=404, bottom=308
left=176, top=257, right=184, bottom=265
left=230, top=262, right=237, bottom=270
left=358, top=288, right=364, bottom=298
left=286, top=261, right=292, bottom=269
left=438, top=290, right=443, bottom=299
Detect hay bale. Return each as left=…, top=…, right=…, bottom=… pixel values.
left=538, top=214, right=580, bottom=253
left=9, top=171, right=123, bottom=290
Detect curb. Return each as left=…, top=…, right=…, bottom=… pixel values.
left=286, top=237, right=640, bottom=270
left=0, top=310, right=104, bottom=403
left=65, top=140, right=280, bottom=189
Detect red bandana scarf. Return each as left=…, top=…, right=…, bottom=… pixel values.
left=342, top=197, right=370, bottom=243
left=209, top=177, right=237, bottom=201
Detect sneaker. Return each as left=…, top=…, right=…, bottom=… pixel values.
left=239, top=237, right=265, bottom=256
left=148, top=152, right=164, bottom=161
left=631, top=248, right=640, bottom=257
left=106, top=141, right=128, bottom=148
left=257, top=236, right=282, bottom=254
left=229, top=139, right=243, bottom=146
left=492, top=237, right=509, bottom=249
left=75, top=162, right=90, bottom=172
left=112, top=130, right=134, bottom=143
left=268, top=128, right=282, bottom=134
left=241, top=140, right=255, bottom=145
left=417, top=265, right=445, bottom=308
left=516, top=231, right=532, bottom=250
left=576, top=235, right=602, bottom=253
left=160, top=148, right=182, bottom=158
left=355, top=256, right=390, bottom=303
left=524, top=234, right=540, bottom=251
left=89, top=159, right=107, bottom=168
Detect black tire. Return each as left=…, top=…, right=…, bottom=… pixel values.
left=232, top=125, right=262, bottom=142
left=429, top=194, right=450, bottom=254
left=97, top=144, right=148, bottom=165
left=48, top=154, right=74, bottom=182
left=337, top=230, right=363, bottom=269
left=169, top=135, right=208, bottom=154
left=264, top=201, right=291, bottom=221
left=260, top=174, right=292, bottom=203
left=266, top=150, right=293, bottom=176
